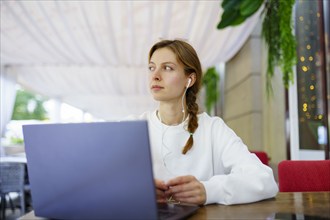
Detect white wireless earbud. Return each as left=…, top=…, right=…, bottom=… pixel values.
left=182, top=78, right=191, bottom=114
left=186, top=78, right=192, bottom=88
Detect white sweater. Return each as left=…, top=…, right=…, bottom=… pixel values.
left=127, top=110, right=278, bottom=205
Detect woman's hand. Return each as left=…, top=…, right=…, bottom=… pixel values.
left=165, top=175, right=206, bottom=205
left=155, top=179, right=168, bottom=203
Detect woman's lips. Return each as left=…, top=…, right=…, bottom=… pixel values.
left=151, top=85, right=163, bottom=91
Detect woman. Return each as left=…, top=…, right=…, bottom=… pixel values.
left=131, top=39, right=278, bottom=205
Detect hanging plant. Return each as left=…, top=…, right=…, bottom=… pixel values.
left=217, top=0, right=264, bottom=29
left=217, top=0, right=297, bottom=94
left=202, top=67, right=220, bottom=114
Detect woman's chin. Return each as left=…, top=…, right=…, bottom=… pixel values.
left=153, top=97, right=163, bottom=101
left=151, top=94, right=163, bottom=101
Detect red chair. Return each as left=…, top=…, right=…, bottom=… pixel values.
left=278, top=160, right=330, bottom=192
left=251, top=151, right=270, bottom=166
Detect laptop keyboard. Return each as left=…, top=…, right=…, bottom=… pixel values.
left=158, top=209, right=177, bottom=219
left=158, top=203, right=178, bottom=219
left=157, top=202, right=199, bottom=220
left=157, top=203, right=184, bottom=220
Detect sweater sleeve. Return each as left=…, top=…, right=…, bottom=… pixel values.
left=201, top=118, right=278, bottom=205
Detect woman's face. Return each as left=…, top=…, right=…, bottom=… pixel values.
left=148, top=47, right=188, bottom=102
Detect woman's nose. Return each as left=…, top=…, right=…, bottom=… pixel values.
left=151, top=68, right=161, bottom=81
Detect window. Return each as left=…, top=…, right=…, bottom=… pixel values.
left=295, top=0, right=329, bottom=158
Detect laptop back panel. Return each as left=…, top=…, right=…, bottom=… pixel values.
left=23, top=121, right=158, bottom=219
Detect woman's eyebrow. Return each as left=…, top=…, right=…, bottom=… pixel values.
left=149, top=61, right=177, bottom=66
left=162, top=62, right=176, bottom=65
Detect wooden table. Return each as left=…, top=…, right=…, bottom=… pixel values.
left=19, top=192, right=330, bottom=219
left=189, top=192, right=330, bottom=219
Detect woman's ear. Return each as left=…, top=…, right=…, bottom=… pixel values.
left=187, top=73, right=197, bottom=88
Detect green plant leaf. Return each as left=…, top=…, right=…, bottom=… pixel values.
left=221, top=0, right=241, bottom=11
left=230, top=14, right=248, bottom=26
left=278, top=0, right=296, bottom=88
left=202, top=67, right=220, bottom=114
left=218, top=0, right=262, bottom=29
left=240, top=0, right=263, bottom=17
left=217, top=10, right=244, bottom=29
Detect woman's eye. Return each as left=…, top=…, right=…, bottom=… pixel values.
left=148, top=66, right=155, bottom=71
left=164, top=66, right=173, bottom=71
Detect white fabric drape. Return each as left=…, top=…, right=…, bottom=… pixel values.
left=0, top=0, right=261, bottom=121
left=0, top=67, right=17, bottom=137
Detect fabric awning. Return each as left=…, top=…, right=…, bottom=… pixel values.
left=0, top=0, right=261, bottom=126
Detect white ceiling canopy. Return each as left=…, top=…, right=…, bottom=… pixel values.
left=1, top=0, right=261, bottom=121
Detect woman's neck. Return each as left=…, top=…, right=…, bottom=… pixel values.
left=157, top=104, right=187, bottom=126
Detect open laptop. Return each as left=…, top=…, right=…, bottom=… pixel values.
left=23, top=121, right=199, bottom=220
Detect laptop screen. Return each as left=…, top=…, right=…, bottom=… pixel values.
left=23, top=121, right=158, bottom=219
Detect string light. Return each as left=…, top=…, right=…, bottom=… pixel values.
left=296, top=0, right=327, bottom=151
left=303, top=103, right=308, bottom=112
left=302, top=66, right=308, bottom=72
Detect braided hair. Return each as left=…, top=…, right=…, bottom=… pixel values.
left=148, top=40, right=202, bottom=154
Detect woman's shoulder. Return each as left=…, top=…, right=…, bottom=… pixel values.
left=198, top=112, right=241, bottom=140
left=197, top=112, right=232, bottom=135
left=198, top=112, right=225, bottom=125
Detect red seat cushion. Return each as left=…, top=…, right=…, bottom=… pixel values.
left=278, top=160, right=330, bottom=192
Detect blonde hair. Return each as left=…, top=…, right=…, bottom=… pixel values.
left=148, top=40, right=202, bottom=154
